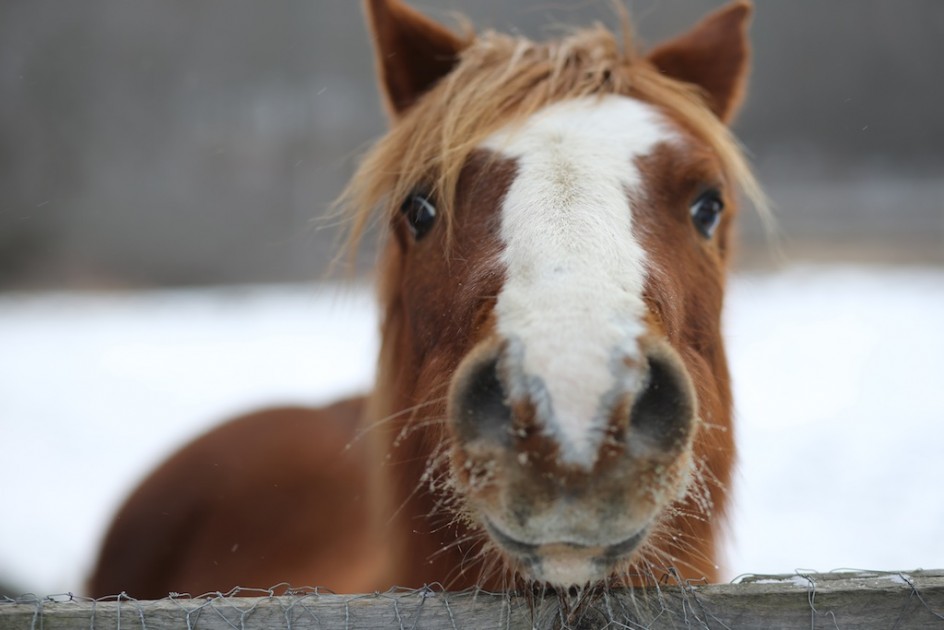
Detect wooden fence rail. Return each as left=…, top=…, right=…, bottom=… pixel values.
left=2, top=570, right=942, bottom=629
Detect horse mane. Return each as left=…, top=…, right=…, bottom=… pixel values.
left=339, top=16, right=768, bottom=256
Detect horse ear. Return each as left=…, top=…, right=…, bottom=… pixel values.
left=364, top=0, right=466, bottom=117
left=646, top=2, right=753, bottom=123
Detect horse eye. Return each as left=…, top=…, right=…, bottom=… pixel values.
left=690, top=190, right=724, bottom=238
left=400, top=192, right=437, bottom=240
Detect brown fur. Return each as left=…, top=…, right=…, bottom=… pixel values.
left=364, top=0, right=469, bottom=115
left=89, top=0, right=759, bottom=597
left=630, top=139, right=739, bottom=580
left=648, top=3, right=752, bottom=123
left=88, top=398, right=383, bottom=598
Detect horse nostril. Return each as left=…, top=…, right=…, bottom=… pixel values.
left=451, top=353, right=513, bottom=446
left=628, top=351, right=696, bottom=454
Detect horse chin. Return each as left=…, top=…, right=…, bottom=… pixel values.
left=524, top=552, right=609, bottom=588
left=473, top=507, right=655, bottom=587
left=489, top=531, right=650, bottom=588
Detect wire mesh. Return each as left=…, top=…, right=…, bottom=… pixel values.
left=2, top=570, right=943, bottom=629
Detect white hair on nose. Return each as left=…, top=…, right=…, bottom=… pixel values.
left=482, top=94, right=674, bottom=467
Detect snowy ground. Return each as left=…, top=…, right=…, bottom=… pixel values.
left=1, top=265, right=942, bottom=595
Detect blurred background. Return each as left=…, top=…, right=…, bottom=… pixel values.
left=2, top=0, right=942, bottom=289
left=1, top=0, right=942, bottom=597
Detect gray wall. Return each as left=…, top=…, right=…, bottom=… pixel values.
left=2, top=1, right=942, bottom=288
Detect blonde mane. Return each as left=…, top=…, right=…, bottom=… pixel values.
left=340, top=19, right=767, bottom=255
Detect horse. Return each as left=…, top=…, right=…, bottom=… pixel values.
left=89, top=0, right=763, bottom=599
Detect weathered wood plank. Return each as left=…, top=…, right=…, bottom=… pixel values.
left=1, top=571, right=942, bottom=629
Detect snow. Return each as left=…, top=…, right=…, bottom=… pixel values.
left=0, top=284, right=378, bottom=594
left=1, top=265, right=942, bottom=594
left=724, top=266, right=944, bottom=577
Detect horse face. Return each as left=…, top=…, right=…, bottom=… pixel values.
left=401, top=97, right=726, bottom=585
left=366, top=0, right=752, bottom=587
left=387, top=95, right=737, bottom=585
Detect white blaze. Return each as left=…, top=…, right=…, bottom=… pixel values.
left=482, top=95, right=673, bottom=468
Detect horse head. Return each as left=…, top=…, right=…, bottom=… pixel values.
left=352, top=0, right=760, bottom=588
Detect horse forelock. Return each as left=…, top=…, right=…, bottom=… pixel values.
left=338, top=18, right=767, bottom=266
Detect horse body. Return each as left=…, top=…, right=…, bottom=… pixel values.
left=90, top=0, right=759, bottom=597
left=88, top=398, right=385, bottom=599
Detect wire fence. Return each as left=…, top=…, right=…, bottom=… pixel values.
left=2, top=570, right=943, bottom=629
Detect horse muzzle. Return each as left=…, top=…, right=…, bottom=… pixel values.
left=446, top=334, right=698, bottom=585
